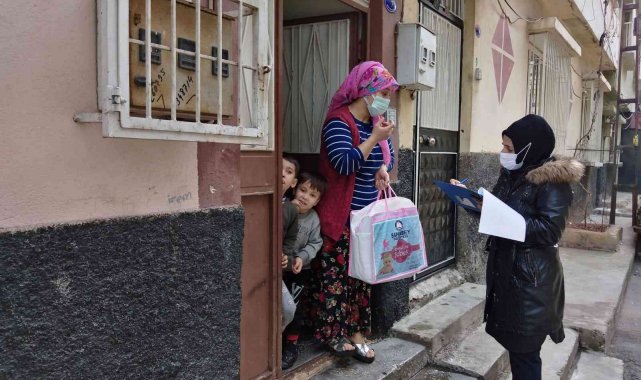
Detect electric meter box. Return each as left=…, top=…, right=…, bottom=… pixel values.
left=396, top=23, right=436, bottom=90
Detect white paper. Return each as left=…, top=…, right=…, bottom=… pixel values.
left=477, top=187, right=526, bottom=242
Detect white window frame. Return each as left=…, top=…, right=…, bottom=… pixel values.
left=96, top=0, right=273, bottom=144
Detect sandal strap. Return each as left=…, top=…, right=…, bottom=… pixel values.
left=354, top=343, right=373, bottom=356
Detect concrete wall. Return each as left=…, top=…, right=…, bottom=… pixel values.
left=571, top=0, right=620, bottom=67
left=0, top=1, right=204, bottom=231
left=0, top=207, right=244, bottom=379
left=466, top=0, right=543, bottom=153
left=0, top=3, right=246, bottom=376
left=461, top=0, right=611, bottom=157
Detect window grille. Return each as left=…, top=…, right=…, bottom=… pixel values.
left=283, top=20, right=350, bottom=153
left=577, top=80, right=604, bottom=163
left=418, top=5, right=461, bottom=132
left=423, top=0, right=463, bottom=19
left=96, top=0, right=273, bottom=144
left=526, top=33, right=572, bottom=154
left=439, top=0, right=463, bottom=19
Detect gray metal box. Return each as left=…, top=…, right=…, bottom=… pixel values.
left=396, top=23, right=436, bottom=90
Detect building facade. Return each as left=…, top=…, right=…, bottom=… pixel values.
left=0, top=0, right=621, bottom=379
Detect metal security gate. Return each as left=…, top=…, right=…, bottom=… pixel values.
left=414, top=4, right=462, bottom=277
left=283, top=20, right=350, bottom=153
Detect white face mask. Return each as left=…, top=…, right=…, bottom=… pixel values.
left=500, top=142, right=532, bottom=171
left=366, top=95, right=390, bottom=117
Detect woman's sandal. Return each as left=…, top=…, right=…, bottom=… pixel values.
left=352, top=342, right=375, bottom=363
left=328, top=337, right=357, bottom=358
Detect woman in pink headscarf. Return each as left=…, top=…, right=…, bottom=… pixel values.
left=310, top=61, right=398, bottom=363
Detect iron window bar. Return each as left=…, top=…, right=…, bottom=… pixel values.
left=127, top=0, right=263, bottom=137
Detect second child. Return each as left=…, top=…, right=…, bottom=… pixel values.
left=281, top=157, right=300, bottom=331
left=282, top=172, right=326, bottom=369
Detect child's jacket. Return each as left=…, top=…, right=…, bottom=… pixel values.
left=292, top=209, right=322, bottom=269
left=283, top=200, right=299, bottom=260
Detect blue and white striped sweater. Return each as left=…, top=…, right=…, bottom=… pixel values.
left=323, top=116, right=395, bottom=212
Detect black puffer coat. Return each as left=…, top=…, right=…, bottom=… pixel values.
left=484, top=156, right=584, bottom=340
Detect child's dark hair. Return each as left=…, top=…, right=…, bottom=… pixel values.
left=283, top=155, right=300, bottom=177
left=298, top=172, right=327, bottom=195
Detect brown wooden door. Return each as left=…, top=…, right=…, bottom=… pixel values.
left=239, top=158, right=280, bottom=379
left=239, top=1, right=283, bottom=379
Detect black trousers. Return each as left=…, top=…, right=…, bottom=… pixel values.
left=509, top=350, right=542, bottom=380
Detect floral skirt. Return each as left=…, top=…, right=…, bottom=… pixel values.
left=308, top=228, right=371, bottom=345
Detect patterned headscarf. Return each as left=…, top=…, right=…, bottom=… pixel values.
left=328, top=61, right=399, bottom=125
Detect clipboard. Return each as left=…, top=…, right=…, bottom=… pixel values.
left=433, top=180, right=483, bottom=213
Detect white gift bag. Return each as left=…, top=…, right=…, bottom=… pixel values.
left=349, top=188, right=428, bottom=284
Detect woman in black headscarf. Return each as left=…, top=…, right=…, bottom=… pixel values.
left=452, top=115, right=584, bottom=380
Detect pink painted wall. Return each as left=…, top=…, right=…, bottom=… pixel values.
left=0, top=1, right=200, bottom=231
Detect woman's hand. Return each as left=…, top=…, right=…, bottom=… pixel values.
left=281, top=254, right=289, bottom=269
left=449, top=179, right=467, bottom=188
left=375, top=165, right=390, bottom=191
left=372, top=118, right=394, bottom=141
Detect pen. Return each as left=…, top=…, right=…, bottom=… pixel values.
left=459, top=178, right=469, bottom=185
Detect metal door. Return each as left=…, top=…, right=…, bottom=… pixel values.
left=415, top=5, right=462, bottom=277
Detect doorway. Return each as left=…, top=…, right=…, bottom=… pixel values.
left=282, top=0, right=366, bottom=170
left=280, top=0, right=367, bottom=374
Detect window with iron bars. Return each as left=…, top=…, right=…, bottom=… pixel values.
left=577, top=80, right=604, bottom=163
left=422, top=0, right=464, bottom=19
left=96, top=0, right=273, bottom=145
left=526, top=33, right=572, bottom=154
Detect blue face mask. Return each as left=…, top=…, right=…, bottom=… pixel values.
left=366, top=95, right=390, bottom=117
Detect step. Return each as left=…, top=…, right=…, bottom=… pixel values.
left=540, top=329, right=580, bottom=380
left=311, top=337, right=428, bottom=380
left=434, top=323, right=509, bottom=379
left=392, top=283, right=486, bottom=357
left=505, top=328, right=579, bottom=380
left=411, top=367, right=477, bottom=380
left=409, top=268, right=465, bottom=311
left=570, top=351, right=624, bottom=380
left=283, top=344, right=335, bottom=380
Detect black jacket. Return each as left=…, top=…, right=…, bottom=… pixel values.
left=484, top=156, right=584, bottom=340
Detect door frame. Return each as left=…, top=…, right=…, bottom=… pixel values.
left=239, top=0, right=283, bottom=378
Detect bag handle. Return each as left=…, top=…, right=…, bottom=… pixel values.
left=376, top=185, right=396, bottom=212
left=377, top=186, right=396, bottom=200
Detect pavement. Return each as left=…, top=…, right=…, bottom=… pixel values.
left=611, top=244, right=641, bottom=380
left=561, top=216, right=637, bottom=351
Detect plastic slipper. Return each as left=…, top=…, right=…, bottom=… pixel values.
left=352, top=342, right=375, bottom=363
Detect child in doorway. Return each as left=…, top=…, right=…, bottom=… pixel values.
left=281, top=156, right=300, bottom=332
left=282, top=172, right=326, bottom=370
